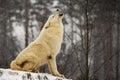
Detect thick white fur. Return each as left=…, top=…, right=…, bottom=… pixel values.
left=10, top=10, right=64, bottom=77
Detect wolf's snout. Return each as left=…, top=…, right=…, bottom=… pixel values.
left=55, top=9, right=63, bottom=17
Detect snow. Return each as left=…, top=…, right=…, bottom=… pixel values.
left=12, top=22, right=25, bottom=48
left=30, top=0, right=37, bottom=4
left=0, top=68, right=72, bottom=80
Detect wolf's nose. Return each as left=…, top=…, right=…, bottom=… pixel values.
left=56, top=9, right=59, bottom=11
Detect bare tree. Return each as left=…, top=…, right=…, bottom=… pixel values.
left=116, top=13, right=120, bottom=80
left=24, top=0, right=29, bottom=47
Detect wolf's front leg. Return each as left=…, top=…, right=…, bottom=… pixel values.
left=47, top=55, right=64, bottom=77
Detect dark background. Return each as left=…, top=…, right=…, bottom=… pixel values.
left=0, top=0, right=120, bottom=80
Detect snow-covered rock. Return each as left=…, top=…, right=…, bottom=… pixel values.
left=0, top=68, right=71, bottom=80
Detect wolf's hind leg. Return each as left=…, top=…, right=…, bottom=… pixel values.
left=21, top=55, right=39, bottom=72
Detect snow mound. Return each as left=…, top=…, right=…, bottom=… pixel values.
left=0, top=68, right=71, bottom=80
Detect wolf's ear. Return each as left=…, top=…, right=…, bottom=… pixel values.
left=45, top=23, right=50, bottom=29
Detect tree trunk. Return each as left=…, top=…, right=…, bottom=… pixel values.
left=85, top=0, right=89, bottom=80
left=104, top=25, right=113, bottom=80
left=24, top=0, right=29, bottom=47
left=0, top=0, right=9, bottom=67
left=116, top=14, right=120, bottom=80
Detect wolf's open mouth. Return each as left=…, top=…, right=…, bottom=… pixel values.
left=59, top=13, right=63, bottom=16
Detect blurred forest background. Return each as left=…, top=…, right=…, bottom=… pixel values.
left=0, top=0, right=119, bottom=80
